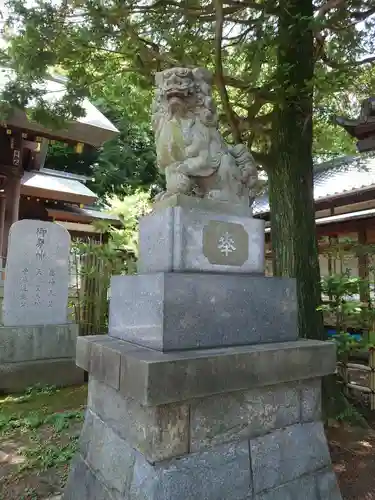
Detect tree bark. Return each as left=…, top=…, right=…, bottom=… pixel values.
left=268, top=0, right=324, bottom=340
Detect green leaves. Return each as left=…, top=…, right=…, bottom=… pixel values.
left=105, top=190, right=152, bottom=258
left=43, top=71, right=159, bottom=198
left=0, top=0, right=374, bottom=177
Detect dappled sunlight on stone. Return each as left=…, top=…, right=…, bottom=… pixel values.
left=359, top=440, right=373, bottom=449
left=0, top=440, right=26, bottom=469
left=333, top=462, right=347, bottom=473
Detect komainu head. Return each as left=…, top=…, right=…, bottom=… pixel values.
left=152, top=67, right=218, bottom=127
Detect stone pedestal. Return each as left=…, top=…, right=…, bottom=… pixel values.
left=138, top=195, right=265, bottom=274
left=109, top=273, right=298, bottom=350
left=63, top=197, right=342, bottom=499
left=64, top=336, right=341, bottom=500
left=0, top=323, right=84, bottom=393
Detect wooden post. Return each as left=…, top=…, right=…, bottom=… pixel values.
left=327, top=206, right=335, bottom=277
left=0, top=194, right=6, bottom=266
left=341, top=362, right=350, bottom=398
left=9, top=130, right=23, bottom=224
left=0, top=174, right=8, bottom=267
left=358, top=225, right=370, bottom=303
left=370, top=350, right=375, bottom=411
left=11, top=176, right=21, bottom=224
left=327, top=236, right=333, bottom=277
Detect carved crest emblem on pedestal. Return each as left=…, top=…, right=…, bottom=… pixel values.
left=203, top=221, right=248, bottom=266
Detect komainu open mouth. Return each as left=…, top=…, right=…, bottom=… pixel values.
left=165, top=87, right=191, bottom=99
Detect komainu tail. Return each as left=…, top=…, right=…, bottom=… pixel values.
left=230, top=144, right=258, bottom=193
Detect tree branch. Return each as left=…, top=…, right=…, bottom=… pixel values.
left=216, top=75, right=276, bottom=102
left=152, top=0, right=271, bottom=14
left=315, top=0, right=346, bottom=20
left=321, top=54, right=375, bottom=69
left=238, top=113, right=273, bottom=134
left=352, top=6, right=375, bottom=21
left=250, top=149, right=272, bottom=169
left=352, top=56, right=375, bottom=67
left=214, top=0, right=242, bottom=143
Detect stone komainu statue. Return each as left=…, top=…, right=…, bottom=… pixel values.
left=152, top=67, right=258, bottom=208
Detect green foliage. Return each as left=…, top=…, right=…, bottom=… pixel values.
left=91, top=111, right=158, bottom=198
left=44, top=410, right=84, bottom=432
left=104, top=190, right=152, bottom=259
left=0, top=382, right=83, bottom=434
left=321, top=273, right=363, bottom=309
left=0, top=384, right=87, bottom=497
left=2, top=1, right=373, bottom=350
left=19, top=488, right=39, bottom=500
left=332, top=331, right=365, bottom=361
left=0, top=410, right=44, bottom=432
left=320, top=272, right=365, bottom=336
left=319, top=239, right=375, bottom=364
left=0, top=384, right=59, bottom=409
left=70, top=190, right=151, bottom=334
left=44, top=141, right=98, bottom=179
left=25, top=383, right=58, bottom=397
left=20, top=437, right=79, bottom=472
left=0, top=383, right=83, bottom=437
left=1, top=0, right=374, bottom=164
left=0, top=408, right=84, bottom=434
left=70, top=239, right=122, bottom=335
left=44, top=93, right=159, bottom=198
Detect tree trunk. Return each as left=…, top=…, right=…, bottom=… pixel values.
left=268, top=0, right=324, bottom=340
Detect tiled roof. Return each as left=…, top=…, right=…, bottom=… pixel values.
left=79, top=207, right=121, bottom=223
left=46, top=203, right=121, bottom=225
left=253, top=153, right=375, bottom=216
left=21, top=170, right=97, bottom=203
left=23, top=168, right=121, bottom=224
left=264, top=208, right=375, bottom=233
left=40, top=168, right=91, bottom=183
left=0, top=67, right=119, bottom=147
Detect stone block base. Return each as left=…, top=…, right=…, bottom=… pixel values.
left=65, top=447, right=341, bottom=500
left=0, top=323, right=83, bottom=393
left=138, top=194, right=265, bottom=274
left=0, top=358, right=84, bottom=393
left=64, top=336, right=342, bottom=499
left=63, top=377, right=341, bottom=500
left=0, top=324, right=78, bottom=363
left=65, top=453, right=341, bottom=500
left=109, top=273, right=298, bottom=351
left=75, top=335, right=336, bottom=405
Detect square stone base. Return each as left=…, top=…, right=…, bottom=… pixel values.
left=63, top=335, right=341, bottom=499
left=0, top=323, right=83, bottom=393
left=0, top=324, right=78, bottom=363
left=0, top=358, right=84, bottom=393
left=109, top=273, right=298, bottom=351
left=64, top=422, right=341, bottom=500
left=75, top=335, right=336, bottom=406
left=138, top=195, right=265, bottom=274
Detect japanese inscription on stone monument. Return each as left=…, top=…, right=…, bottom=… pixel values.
left=3, top=220, right=71, bottom=327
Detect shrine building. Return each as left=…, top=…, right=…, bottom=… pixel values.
left=0, top=68, right=121, bottom=263
left=254, top=97, right=375, bottom=302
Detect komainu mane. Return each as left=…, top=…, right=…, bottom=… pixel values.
left=152, top=67, right=258, bottom=209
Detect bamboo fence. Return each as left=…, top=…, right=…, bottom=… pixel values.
left=337, top=350, right=375, bottom=410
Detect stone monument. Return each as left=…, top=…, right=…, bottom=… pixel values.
left=0, top=220, right=83, bottom=392
left=63, top=68, right=342, bottom=499
left=3, top=219, right=71, bottom=326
